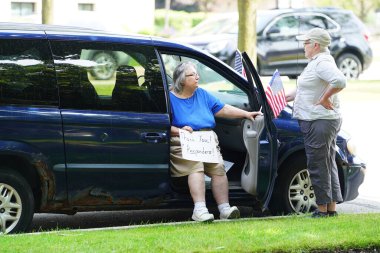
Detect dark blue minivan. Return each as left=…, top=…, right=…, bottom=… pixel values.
left=0, top=23, right=365, bottom=234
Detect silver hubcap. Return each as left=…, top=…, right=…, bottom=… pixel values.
left=0, top=184, right=22, bottom=234
left=339, top=58, right=359, bottom=79
left=93, top=53, right=116, bottom=79
left=288, top=169, right=317, bottom=213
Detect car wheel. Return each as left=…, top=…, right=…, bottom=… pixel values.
left=0, top=169, right=34, bottom=234
left=270, top=156, right=317, bottom=214
left=336, top=53, right=362, bottom=79
left=90, top=52, right=117, bottom=80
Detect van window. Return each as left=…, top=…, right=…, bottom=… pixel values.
left=161, top=54, right=249, bottom=109
left=0, top=39, right=58, bottom=106
left=50, top=41, right=166, bottom=113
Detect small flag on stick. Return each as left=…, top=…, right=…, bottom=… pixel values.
left=265, top=69, right=287, bottom=118
left=234, top=49, right=246, bottom=78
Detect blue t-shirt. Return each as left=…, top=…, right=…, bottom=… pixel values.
left=170, top=88, right=225, bottom=130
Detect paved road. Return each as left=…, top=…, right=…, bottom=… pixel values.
left=340, top=35, right=380, bottom=206
left=337, top=198, right=380, bottom=214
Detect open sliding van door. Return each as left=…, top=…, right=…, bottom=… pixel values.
left=241, top=52, right=279, bottom=210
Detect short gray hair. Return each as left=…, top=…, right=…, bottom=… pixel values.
left=172, top=62, right=196, bottom=94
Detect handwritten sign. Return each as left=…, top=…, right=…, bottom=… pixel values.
left=179, top=129, right=219, bottom=163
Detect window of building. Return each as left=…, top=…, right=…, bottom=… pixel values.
left=78, top=3, right=95, bottom=11
left=11, top=2, right=36, bottom=16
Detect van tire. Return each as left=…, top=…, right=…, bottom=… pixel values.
left=270, top=156, right=317, bottom=214
left=0, top=169, right=34, bottom=234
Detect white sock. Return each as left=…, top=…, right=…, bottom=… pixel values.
left=194, top=202, right=207, bottom=212
left=218, top=203, right=230, bottom=213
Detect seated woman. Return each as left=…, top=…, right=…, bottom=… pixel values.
left=169, top=62, right=262, bottom=222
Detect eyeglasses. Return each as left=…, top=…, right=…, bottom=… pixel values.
left=303, top=41, right=312, bottom=46
left=185, top=72, right=199, bottom=77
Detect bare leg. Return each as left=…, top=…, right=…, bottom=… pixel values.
left=210, top=174, right=229, bottom=205
left=327, top=202, right=336, bottom=212
left=188, top=172, right=214, bottom=222
left=188, top=172, right=206, bottom=203
left=318, top=204, right=327, bottom=212
left=211, top=174, right=240, bottom=219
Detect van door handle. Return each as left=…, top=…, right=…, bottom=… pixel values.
left=141, top=132, right=167, bottom=144
left=100, top=133, right=109, bottom=142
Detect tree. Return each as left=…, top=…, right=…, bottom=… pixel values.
left=42, top=0, right=54, bottom=24
left=237, top=0, right=257, bottom=65
left=164, top=0, right=171, bottom=31
left=315, top=0, right=380, bottom=22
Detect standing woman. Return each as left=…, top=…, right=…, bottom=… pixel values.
left=286, top=28, right=346, bottom=217
left=170, top=62, right=261, bottom=222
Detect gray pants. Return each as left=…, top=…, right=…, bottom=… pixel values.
left=299, top=119, right=343, bottom=205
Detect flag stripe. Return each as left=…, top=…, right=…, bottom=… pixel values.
left=234, top=49, right=246, bottom=78
left=234, top=50, right=243, bottom=74
left=265, top=69, right=286, bottom=118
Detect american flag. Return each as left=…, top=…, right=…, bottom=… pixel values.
left=234, top=49, right=246, bottom=78
left=265, top=69, right=287, bottom=118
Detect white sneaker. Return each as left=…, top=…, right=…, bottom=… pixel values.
left=220, top=206, right=240, bottom=220
left=192, top=210, right=214, bottom=222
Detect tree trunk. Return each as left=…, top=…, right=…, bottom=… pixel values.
left=164, top=0, right=171, bottom=30
left=42, top=0, right=54, bottom=24
left=237, top=0, right=257, bottom=65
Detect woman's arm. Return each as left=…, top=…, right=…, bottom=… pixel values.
left=317, top=87, right=344, bottom=110
left=315, top=59, right=346, bottom=110
left=286, top=88, right=297, bottom=102
left=215, top=104, right=262, bottom=121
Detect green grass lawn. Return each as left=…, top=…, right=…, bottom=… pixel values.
left=1, top=213, right=379, bottom=253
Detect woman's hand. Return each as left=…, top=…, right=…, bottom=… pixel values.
left=316, top=98, right=334, bottom=110
left=245, top=111, right=263, bottom=121
left=316, top=86, right=343, bottom=110
left=181, top=126, right=193, bottom=133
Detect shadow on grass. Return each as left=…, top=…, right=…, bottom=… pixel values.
left=30, top=206, right=269, bottom=233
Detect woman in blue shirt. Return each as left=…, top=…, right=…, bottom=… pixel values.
left=170, top=62, right=261, bottom=222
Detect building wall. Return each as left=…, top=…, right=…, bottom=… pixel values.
left=0, top=0, right=154, bottom=34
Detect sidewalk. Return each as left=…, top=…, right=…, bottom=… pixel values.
left=359, top=35, right=379, bottom=80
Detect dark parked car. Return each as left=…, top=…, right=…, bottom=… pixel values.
left=175, top=8, right=373, bottom=79
left=0, top=23, right=365, bottom=234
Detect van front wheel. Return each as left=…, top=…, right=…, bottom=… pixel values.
left=270, top=156, right=317, bottom=214
left=0, top=169, right=34, bottom=234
